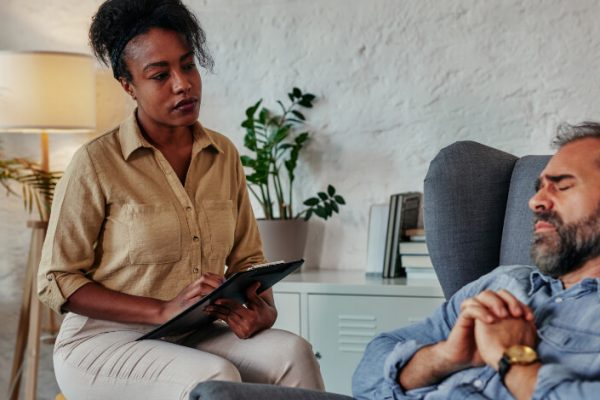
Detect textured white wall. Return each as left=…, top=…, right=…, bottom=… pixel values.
left=2, top=0, right=600, bottom=396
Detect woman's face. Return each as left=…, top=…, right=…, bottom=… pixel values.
left=120, top=27, right=202, bottom=132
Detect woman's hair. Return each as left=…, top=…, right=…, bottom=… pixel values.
left=89, top=0, right=213, bottom=81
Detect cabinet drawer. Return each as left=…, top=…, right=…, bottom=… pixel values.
left=308, top=294, right=443, bottom=395
left=272, top=292, right=301, bottom=336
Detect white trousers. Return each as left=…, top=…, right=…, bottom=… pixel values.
left=54, top=313, right=324, bottom=400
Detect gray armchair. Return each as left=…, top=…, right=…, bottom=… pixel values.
left=190, top=141, right=550, bottom=399
left=424, top=140, right=550, bottom=299
left=190, top=381, right=353, bottom=400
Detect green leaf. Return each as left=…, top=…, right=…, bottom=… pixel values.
left=302, top=93, right=316, bottom=102
left=304, top=197, right=320, bottom=206
left=327, top=184, right=335, bottom=196
left=326, top=203, right=333, bottom=217
left=298, top=99, right=313, bottom=108
left=293, top=87, right=302, bottom=98
left=258, top=108, right=269, bottom=125
left=334, top=195, right=346, bottom=205
left=330, top=200, right=339, bottom=213
left=304, top=209, right=313, bottom=221
left=246, top=99, right=262, bottom=118
left=276, top=100, right=287, bottom=114
left=318, top=191, right=328, bottom=201
left=314, top=206, right=327, bottom=219
left=272, top=125, right=291, bottom=143
left=240, top=155, right=255, bottom=167
left=291, top=110, right=305, bottom=121
left=295, top=132, right=309, bottom=144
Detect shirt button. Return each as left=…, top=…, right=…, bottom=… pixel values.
left=186, top=206, right=192, bottom=212
left=473, top=379, right=483, bottom=389
left=193, top=268, right=199, bottom=273
left=555, top=297, right=563, bottom=303
left=193, top=236, right=200, bottom=242
left=47, top=275, right=53, bottom=281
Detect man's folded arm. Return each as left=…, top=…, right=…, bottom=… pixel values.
left=351, top=299, right=460, bottom=399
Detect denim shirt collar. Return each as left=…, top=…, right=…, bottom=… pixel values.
left=528, top=269, right=600, bottom=297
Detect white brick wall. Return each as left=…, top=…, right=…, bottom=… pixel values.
left=2, top=0, right=600, bottom=396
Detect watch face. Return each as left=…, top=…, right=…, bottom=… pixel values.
left=506, top=345, right=538, bottom=364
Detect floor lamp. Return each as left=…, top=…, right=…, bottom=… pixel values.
left=0, top=51, right=95, bottom=400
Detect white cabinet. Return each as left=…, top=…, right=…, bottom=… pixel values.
left=272, top=271, right=445, bottom=396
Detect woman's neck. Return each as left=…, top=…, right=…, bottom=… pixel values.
left=135, top=109, right=193, bottom=150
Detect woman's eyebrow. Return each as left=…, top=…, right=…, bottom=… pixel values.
left=143, top=52, right=194, bottom=72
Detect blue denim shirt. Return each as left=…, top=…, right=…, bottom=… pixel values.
left=352, top=265, right=600, bottom=399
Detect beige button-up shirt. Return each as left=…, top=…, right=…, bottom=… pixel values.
left=38, top=113, right=266, bottom=314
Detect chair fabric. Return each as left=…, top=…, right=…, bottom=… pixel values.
left=499, top=155, right=551, bottom=266
left=189, top=381, right=354, bottom=400
left=424, top=141, right=550, bottom=299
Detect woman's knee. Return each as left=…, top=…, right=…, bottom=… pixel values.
left=280, top=331, right=317, bottom=361
left=208, top=358, right=242, bottom=382
left=265, top=330, right=324, bottom=389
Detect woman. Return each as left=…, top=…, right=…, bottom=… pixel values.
left=37, top=0, right=324, bottom=398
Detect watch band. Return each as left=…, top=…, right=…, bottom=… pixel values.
left=498, top=355, right=512, bottom=383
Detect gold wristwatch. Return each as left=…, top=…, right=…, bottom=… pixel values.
left=498, top=345, right=539, bottom=384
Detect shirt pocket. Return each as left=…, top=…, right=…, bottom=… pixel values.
left=201, top=199, right=235, bottom=254
left=127, top=203, right=182, bottom=264
left=539, top=324, right=600, bottom=353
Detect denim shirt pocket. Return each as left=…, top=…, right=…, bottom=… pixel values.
left=538, top=324, right=600, bottom=353
left=126, top=203, right=182, bottom=264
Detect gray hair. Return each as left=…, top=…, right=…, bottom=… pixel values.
left=552, top=122, right=600, bottom=148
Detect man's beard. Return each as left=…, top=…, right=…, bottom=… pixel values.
left=531, top=204, right=600, bottom=278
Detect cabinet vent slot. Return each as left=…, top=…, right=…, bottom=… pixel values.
left=338, top=314, right=377, bottom=353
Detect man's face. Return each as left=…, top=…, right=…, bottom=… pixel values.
left=529, top=138, right=600, bottom=277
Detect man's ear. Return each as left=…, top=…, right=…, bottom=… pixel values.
left=119, top=78, right=136, bottom=100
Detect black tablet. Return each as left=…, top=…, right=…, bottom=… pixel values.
left=138, top=259, right=304, bottom=340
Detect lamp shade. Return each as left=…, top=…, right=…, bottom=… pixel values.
left=0, top=51, right=95, bottom=133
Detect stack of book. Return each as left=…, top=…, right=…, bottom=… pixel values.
left=400, top=228, right=437, bottom=282
left=382, top=192, right=422, bottom=278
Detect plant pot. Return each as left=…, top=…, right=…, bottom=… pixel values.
left=256, top=219, right=309, bottom=263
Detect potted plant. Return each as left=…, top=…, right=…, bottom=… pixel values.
left=0, top=145, right=61, bottom=222
left=240, top=87, right=345, bottom=262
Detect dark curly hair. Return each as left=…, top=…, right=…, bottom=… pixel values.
left=89, top=0, right=213, bottom=81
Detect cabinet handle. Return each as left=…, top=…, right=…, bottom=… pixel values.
left=315, top=352, right=322, bottom=360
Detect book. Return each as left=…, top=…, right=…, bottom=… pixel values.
left=382, top=194, right=399, bottom=278
left=398, top=241, right=428, bottom=255
left=138, top=259, right=303, bottom=340
left=383, top=192, right=422, bottom=278
left=405, top=267, right=438, bottom=278
left=406, top=269, right=439, bottom=284
left=401, top=254, right=434, bottom=268
left=404, top=228, right=426, bottom=242
left=365, top=203, right=390, bottom=276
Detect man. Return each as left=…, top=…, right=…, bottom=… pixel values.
left=352, top=123, right=600, bottom=400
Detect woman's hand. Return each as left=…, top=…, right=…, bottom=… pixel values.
left=159, top=273, right=224, bottom=323
left=204, top=283, right=278, bottom=339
